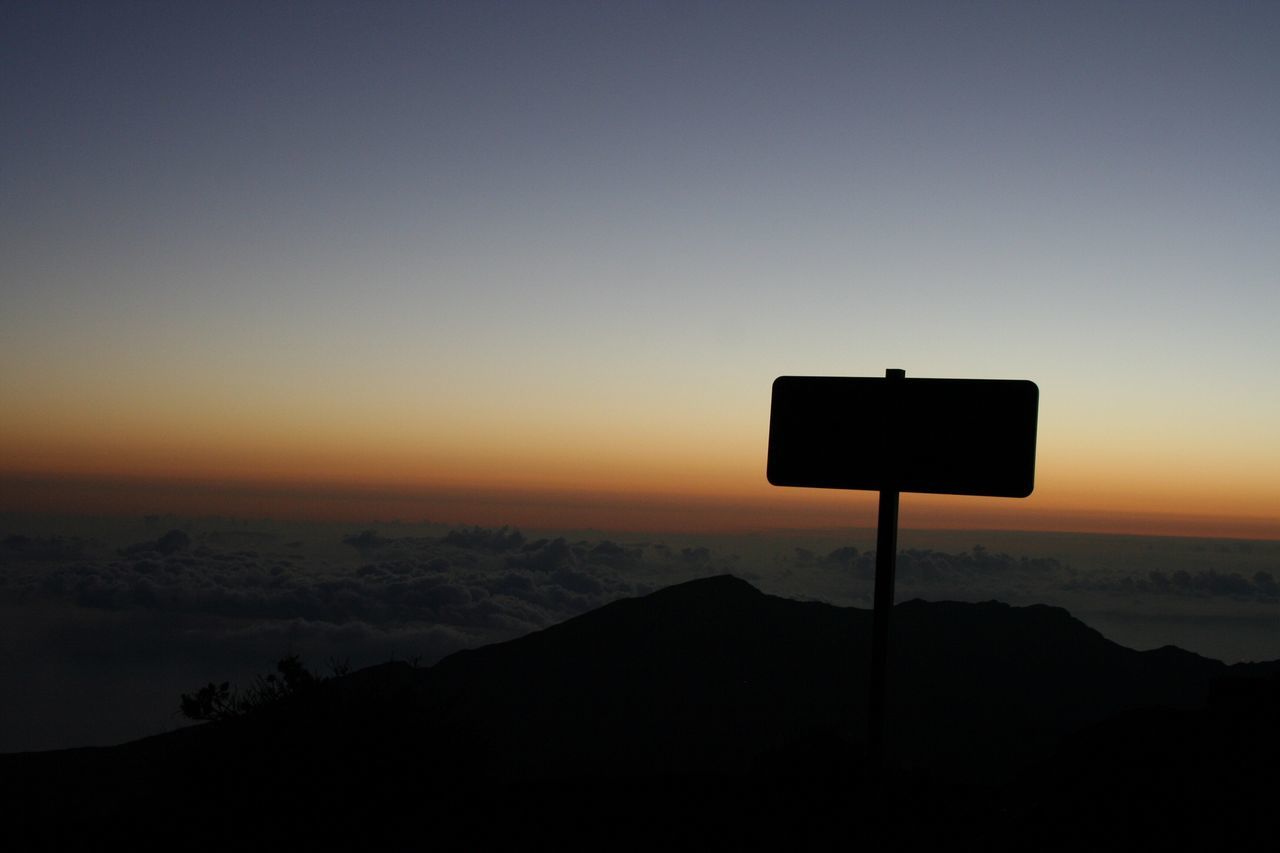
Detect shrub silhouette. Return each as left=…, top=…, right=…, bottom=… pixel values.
left=179, top=680, right=238, bottom=722
left=180, top=655, right=337, bottom=722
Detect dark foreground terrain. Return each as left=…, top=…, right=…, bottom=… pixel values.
left=4, top=575, right=1278, bottom=849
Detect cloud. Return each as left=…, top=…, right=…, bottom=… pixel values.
left=17, top=527, right=660, bottom=646
left=119, top=529, right=191, bottom=556
left=1065, top=569, right=1280, bottom=603
left=342, top=529, right=389, bottom=554
left=506, top=537, right=579, bottom=572
left=2, top=534, right=88, bottom=561
left=5, top=517, right=1279, bottom=752
left=443, top=525, right=525, bottom=552
left=790, top=544, right=1065, bottom=588
left=681, top=546, right=712, bottom=564
left=587, top=540, right=642, bottom=570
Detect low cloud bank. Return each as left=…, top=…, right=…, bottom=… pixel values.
left=2, top=519, right=1277, bottom=751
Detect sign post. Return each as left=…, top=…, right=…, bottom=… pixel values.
left=868, top=368, right=903, bottom=771
left=766, top=369, right=1038, bottom=773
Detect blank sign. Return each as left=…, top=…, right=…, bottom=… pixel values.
left=767, top=375, right=1039, bottom=497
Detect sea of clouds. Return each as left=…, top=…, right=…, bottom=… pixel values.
left=2, top=515, right=1277, bottom=752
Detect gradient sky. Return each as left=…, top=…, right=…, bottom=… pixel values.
left=3, top=1, right=1278, bottom=537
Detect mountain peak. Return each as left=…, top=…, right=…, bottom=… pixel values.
left=644, top=572, right=763, bottom=600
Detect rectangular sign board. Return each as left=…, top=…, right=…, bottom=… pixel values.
left=767, top=376, right=1038, bottom=497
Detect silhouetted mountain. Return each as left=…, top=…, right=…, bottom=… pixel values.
left=4, top=575, right=1277, bottom=849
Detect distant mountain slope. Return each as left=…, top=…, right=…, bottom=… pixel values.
left=3, top=575, right=1276, bottom=849
left=421, top=575, right=1237, bottom=781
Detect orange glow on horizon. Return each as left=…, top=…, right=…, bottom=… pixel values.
left=3, top=469, right=1277, bottom=541
left=3, top=396, right=1277, bottom=541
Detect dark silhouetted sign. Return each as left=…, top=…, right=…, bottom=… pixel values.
left=767, top=375, right=1039, bottom=497
left=767, top=369, right=1039, bottom=775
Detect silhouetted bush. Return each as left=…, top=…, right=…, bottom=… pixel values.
left=179, top=680, right=238, bottom=722
left=180, top=655, right=334, bottom=722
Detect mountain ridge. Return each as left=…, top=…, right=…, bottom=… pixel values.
left=4, top=574, right=1277, bottom=848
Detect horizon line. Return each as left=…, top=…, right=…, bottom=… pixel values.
left=4, top=469, right=1278, bottom=542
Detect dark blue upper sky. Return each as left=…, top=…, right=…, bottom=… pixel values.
left=3, top=1, right=1279, bottom=531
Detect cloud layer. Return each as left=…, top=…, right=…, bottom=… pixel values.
left=3, top=518, right=1277, bottom=752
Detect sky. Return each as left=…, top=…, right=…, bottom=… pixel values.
left=3, top=1, right=1279, bottom=538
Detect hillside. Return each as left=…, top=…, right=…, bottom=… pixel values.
left=3, top=575, right=1276, bottom=849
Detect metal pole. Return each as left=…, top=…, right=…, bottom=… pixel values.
left=869, top=367, right=904, bottom=772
